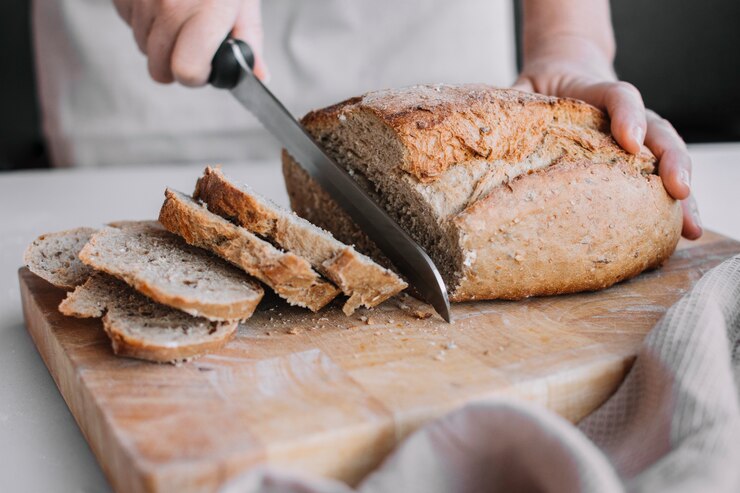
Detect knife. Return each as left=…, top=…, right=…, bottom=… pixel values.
left=209, top=38, right=451, bottom=322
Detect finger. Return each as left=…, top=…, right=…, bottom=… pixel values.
left=112, top=0, right=133, bottom=25
left=645, top=110, right=691, bottom=200
left=560, top=80, right=646, bottom=154
left=681, top=195, right=703, bottom=240
left=603, top=82, right=647, bottom=154
left=170, top=2, right=241, bottom=86
left=146, top=5, right=194, bottom=84
left=232, top=0, right=269, bottom=82
left=511, top=77, right=534, bottom=93
left=131, top=0, right=156, bottom=55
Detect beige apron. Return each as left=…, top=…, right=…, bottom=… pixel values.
left=33, top=0, right=516, bottom=167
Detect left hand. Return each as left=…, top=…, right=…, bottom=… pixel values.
left=513, top=55, right=703, bottom=240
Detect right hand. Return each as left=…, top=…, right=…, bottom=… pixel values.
left=112, top=0, right=269, bottom=86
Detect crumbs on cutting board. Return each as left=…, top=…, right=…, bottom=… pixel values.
left=248, top=293, right=446, bottom=346
left=395, top=294, right=435, bottom=320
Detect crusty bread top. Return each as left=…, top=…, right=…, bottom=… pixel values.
left=60, top=274, right=237, bottom=363
left=301, top=84, right=654, bottom=183
left=78, top=221, right=263, bottom=321
left=194, top=167, right=407, bottom=314
left=159, top=188, right=340, bottom=312
left=24, top=228, right=96, bottom=289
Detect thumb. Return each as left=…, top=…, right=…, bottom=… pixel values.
left=232, top=0, right=270, bottom=82
left=511, top=76, right=534, bottom=93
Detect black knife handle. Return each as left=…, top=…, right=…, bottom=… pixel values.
left=209, top=37, right=255, bottom=89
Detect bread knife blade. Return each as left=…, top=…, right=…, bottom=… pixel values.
left=209, top=38, right=451, bottom=322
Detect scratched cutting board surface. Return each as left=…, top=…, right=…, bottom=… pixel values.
left=19, top=231, right=740, bottom=493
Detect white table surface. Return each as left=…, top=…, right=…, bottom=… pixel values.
left=0, top=144, right=738, bottom=492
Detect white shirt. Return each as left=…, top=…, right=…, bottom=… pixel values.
left=33, top=0, right=517, bottom=167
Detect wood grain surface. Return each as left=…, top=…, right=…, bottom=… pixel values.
left=19, top=231, right=740, bottom=493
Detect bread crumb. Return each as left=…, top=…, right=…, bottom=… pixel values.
left=412, top=309, right=433, bottom=320
left=482, top=349, right=490, bottom=356
left=287, top=328, right=300, bottom=335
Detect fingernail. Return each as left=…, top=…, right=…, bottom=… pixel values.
left=679, top=168, right=691, bottom=190
left=260, top=65, right=272, bottom=85
left=631, top=125, right=645, bottom=146
left=690, top=197, right=702, bottom=229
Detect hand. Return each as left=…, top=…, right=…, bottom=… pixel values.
left=513, top=52, right=703, bottom=240
left=112, top=0, right=269, bottom=86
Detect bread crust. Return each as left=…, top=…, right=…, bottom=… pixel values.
left=302, top=85, right=618, bottom=183
left=286, top=84, right=683, bottom=302
left=102, top=317, right=236, bottom=364
left=450, top=159, right=682, bottom=300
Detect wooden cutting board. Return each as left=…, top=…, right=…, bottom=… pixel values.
left=19, top=231, right=739, bottom=493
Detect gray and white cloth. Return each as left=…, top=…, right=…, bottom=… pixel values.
left=224, top=254, right=740, bottom=493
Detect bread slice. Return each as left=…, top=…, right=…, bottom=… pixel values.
left=193, top=166, right=407, bottom=315
left=283, top=84, right=683, bottom=301
left=78, top=221, right=263, bottom=321
left=60, top=274, right=237, bottom=363
left=24, top=228, right=97, bottom=289
left=159, top=188, right=339, bottom=311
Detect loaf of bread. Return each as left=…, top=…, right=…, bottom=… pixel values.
left=283, top=84, right=683, bottom=301
left=193, top=167, right=407, bottom=314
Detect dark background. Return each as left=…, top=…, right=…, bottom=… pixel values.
left=2, top=0, right=739, bottom=171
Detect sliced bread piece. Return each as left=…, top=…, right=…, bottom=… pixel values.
left=159, top=189, right=339, bottom=311
left=78, top=221, right=263, bottom=321
left=60, top=274, right=237, bottom=363
left=193, top=167, right=407, bottom=315
left=24, top=228, right=96, bottom=289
